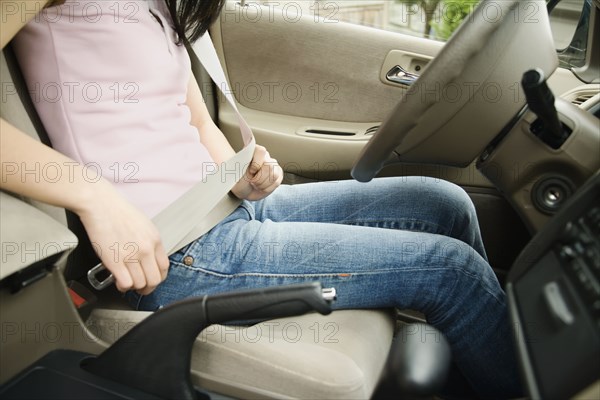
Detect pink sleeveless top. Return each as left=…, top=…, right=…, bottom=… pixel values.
left=13, top=0, right=215, bottom=217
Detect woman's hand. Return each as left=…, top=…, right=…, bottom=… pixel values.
left=75, top=181, right=170, bottom=295
left=185, top=77, right=282, bottom=201
left=232, top=145, right=283, bottom=201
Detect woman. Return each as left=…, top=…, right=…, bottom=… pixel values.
left=1, top=0, right=521, bottom=397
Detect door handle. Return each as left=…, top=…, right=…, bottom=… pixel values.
left=386, top=65, right=420, bottom=86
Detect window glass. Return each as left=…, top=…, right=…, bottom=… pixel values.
left=256, top=0, right=480, bottom=42
left=547, top=0, right=589, bottom=68
left=251, top=0, right=590, bottom=69
left=548, top=0, right=585, bottom=49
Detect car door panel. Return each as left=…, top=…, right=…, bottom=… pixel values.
left=213, top=3, right=496, bottom=189
left=216, top=3, right=442, bottom=123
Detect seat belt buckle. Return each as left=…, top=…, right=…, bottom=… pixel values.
left=87, top=263, right=115, bottom=290
left=67, top=280, right=98, bottom=320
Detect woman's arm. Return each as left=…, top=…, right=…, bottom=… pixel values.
left=0, top=1, right=169, bottom=294
left=185, top=75, right=283, bottom=200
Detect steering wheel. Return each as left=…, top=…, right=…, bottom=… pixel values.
left=352, top=0, right=557, bottom=182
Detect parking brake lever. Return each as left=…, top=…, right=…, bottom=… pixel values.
left=83, top=282, right=335, bottom=400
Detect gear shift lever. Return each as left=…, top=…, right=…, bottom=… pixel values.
left=521, top=69, right=570, bottom=149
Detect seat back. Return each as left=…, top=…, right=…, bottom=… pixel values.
left=1, top=46, right=66, bottom=224
left=2, top=45, right=102, bottom=282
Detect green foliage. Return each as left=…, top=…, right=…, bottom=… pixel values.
left=395, top=0, right=442, bottom=38
left=431, top=0, right=480, bottom=40
left=395, top=0, right=479, bottom=40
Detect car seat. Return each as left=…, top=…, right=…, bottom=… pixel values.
left=0, top=42, right=396, bottom=399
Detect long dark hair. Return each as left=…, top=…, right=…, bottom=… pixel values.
left=165, top=0, right=226, bottom=45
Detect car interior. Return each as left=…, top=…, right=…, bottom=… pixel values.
left=0, top=0, right=599, bottom=398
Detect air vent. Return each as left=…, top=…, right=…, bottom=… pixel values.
left=561, top=85, right=600, bottom=110
left=365, top=125, right=380, bottom=135
left=571, top=93, right=594, bottom=106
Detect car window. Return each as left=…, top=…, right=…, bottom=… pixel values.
left=242, top=0, right=479, bottom=42
left=547, top=0, right=590, bottom=69
left=548, top=0, right=584, bottom=49
left=239, top=0, right=590, bottom=68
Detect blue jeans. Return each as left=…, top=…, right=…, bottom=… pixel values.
left=128, top=177, right=522, bottom=398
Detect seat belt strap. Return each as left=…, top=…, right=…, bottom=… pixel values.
left=88, top=33, right=255, bottom=290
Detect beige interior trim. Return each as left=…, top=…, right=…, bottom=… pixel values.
left=478, top=99, right=600, bottom=232
left=0, top=269, right=106, bottom=384
left=549, top=67, right=589, bottom=96
left=0, top=192, right=77, bottom=279
left=573, top=380, right=600, bottom=399
left=219, top=102, right=493, bottom=186
left=216, top=1, right=442, bottom=123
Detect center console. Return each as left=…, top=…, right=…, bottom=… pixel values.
left=507, top=172, right=600, bottom=398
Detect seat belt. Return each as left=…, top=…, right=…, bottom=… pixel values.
left=87, top=33, right=256, bottom=290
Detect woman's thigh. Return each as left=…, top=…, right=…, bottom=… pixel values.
left=253, top=177, right=487, bottom=258
left=137, top=206, right=499, bottom=315
left=135, top=177, right=494, bottom=309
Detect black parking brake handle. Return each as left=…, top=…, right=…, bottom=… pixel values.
left=83, top=282, right=335, bottom=400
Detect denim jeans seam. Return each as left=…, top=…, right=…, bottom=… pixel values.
left=325, top=189, right=399, bottom=225
left=452, top=267, right=505, bottom=304
left=238, top=201, right=254, bottom=219
left=171, top=265, right=353, bottom=279
left=342, top=219, right=445, bottom=233
left=170, top=260, right=474, bottom=279
left=448, top=201, right=466, bottom=239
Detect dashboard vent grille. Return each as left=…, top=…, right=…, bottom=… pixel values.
left=562, top=85, right=600, bottom=110
left=572, top=93, right=594, bottom=106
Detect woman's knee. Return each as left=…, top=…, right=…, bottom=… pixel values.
left=435, top=180, right=476, bottom=212
left=442, top=242, right=501, bottom=299
left=432, top=180, right=480, bottom=233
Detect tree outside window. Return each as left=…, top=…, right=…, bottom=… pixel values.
left=395, top=0, right=480, bottom=40
left=254, top=1, right=481, bottom=42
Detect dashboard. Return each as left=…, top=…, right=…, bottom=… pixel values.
left=507, top=172, right=600, bottom=398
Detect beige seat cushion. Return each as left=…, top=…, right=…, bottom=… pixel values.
left=88, top=308, right=394, bottom=399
